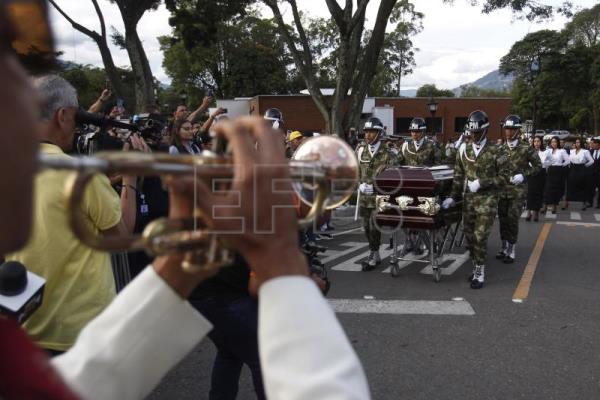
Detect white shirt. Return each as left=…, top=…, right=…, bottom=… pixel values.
left=413, top=137, right=424, bottom=151
left=259, top=277, right=370, bottom=400
left=53, top=269, right=370, bottom=400
left=569, top=148, right=594, bottom=166
left=368, top=141, right=381, bottom=157
left=471, top=138, right=487, bottom=158
left=537, top=150, right=550, bottom=168
left=507, top=139, right=519, bottom=149
left=52, top=267, right=212, bottom=400
left=545, top=148, right=570, bottom=166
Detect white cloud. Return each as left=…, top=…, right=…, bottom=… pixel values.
left=50, top=0, right=598, bottom=89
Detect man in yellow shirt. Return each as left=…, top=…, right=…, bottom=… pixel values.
left=6, top=75, right=137, bottom=354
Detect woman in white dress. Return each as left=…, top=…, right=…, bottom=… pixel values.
left=543, top=136, right=570, bottom=214
left=566, top=137, right=594, bottom=210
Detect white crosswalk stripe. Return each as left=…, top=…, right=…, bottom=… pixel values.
left=420, top=252, right=471, bottom=276
left=331, top=247, right=396, bottom=271
left=571, top=212, right=582, bottom=220
left=594, top=214, right=600, bottom=222
left=321, top=242, right=366, bottom=264
left=520, top=211, right=528, bottom=218
left=544, top=212, right=557, bottom=219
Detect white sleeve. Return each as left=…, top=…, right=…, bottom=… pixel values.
left=259, top=276, right=370, bottom=400
left=562, top=150, right=571, bottom=166
left=169, top=145, right=179, bottom=155
left=52, top=266, right=212, bottom=400
left=584, top=150, right=594, bottom=167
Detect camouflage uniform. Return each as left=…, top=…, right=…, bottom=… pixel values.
left=497, top=141, right=542, bottom=244
left=399, top=138, right=441, bottom=166
left=443, top=143, right=458, bottom=166
left=451, top=142, right=509, bottom=265
left=357, top=141, right=398, bottom=251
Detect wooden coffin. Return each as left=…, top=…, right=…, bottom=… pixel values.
left=374, top=165, right=461, bottom=230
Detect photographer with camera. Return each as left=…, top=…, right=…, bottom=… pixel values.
left=4, top=74, right=140, bottom=355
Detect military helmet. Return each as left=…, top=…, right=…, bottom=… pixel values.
left=502, top=114, right=522, bottom=129
left=466, top=110, right=490, bottom=144
left=466, top=110, right=490, bottom=133
left=409, top=117, right=427, bottom=132
left=264, top=108, right=283, bottom=128
left=363, top=117, right=384, bottom=132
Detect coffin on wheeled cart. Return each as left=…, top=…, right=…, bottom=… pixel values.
left=374, top=165, right=463, bottom=282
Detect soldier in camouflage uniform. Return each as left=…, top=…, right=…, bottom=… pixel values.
left=495, top=115, right=542, bottom=263
left=442, top=110, right=509, bottom=289
left=356, top=117, right=398, bottom=271
left=399, top=117, right=441, bottom=166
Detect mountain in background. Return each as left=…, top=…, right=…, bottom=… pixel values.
left=453, top=69, right=514, bottom=96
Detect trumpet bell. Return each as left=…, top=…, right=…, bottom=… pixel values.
left=291, top=135, right=358, bottom=210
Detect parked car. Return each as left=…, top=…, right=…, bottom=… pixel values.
left=544, top=130, right=570, bottom=142
left=535, top=129, right=546, bottom=137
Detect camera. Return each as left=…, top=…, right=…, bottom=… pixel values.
left=74, top=109, right=167, bottom=155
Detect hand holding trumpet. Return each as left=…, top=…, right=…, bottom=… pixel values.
left=158, top=117, right=310, bottom=294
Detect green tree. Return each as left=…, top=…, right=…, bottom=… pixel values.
left=59, top=64, right=136, bottom=113
left=416, top=84, right=455, bottom=98
left=160, top=12, right=294, bottom=99
left=459, top=85, right=511, bottom=98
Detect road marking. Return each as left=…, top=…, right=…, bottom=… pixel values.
left=321, top=242, right=366, bottom=264
left=332, top=247, right=396, bottom=271
left=570, top=212, right=581, bottom=220
left=381, top=252, right=427, bottom=273
left=331, top=227, right=363, bottom=237
left=512, top=223, right=552, bottom=302
left=594, top=214, right=600, bottom=222
left=521, top=211, right=528, bottom=218
left=420, top=252, right=470, bottom=276
left=544, top=213, right=557, bottom=219
left=556, top=221, right=600, bottom=228
left=329, top=299, right=475, bottom=315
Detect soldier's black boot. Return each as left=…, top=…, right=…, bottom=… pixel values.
left=503, top=243, right=515, bottom=264
left=496, top=240, right=508, bottom=259
left=470, top=265, right=485, bottom=289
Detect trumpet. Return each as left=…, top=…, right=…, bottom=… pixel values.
left=38, top=135, right=358, bottom=271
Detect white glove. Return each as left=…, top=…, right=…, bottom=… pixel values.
left=510, top=174, right=524, bottom=185
left=359, top=183, right=374, bottom=195
left=453, top=134, right=465, bottom=149
left=442, top=197, right=455, bottom=209
left=467, top=179, right=481, bottom=193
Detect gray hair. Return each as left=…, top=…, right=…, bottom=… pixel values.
left=33, top=74, right=79, bottom=120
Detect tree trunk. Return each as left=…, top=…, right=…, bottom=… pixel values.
left=123, top=25, right=155, bottom=112
left=97, top=42, right=127, bottom=103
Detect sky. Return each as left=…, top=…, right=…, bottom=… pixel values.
left=50, top=0, right=598, bottom=91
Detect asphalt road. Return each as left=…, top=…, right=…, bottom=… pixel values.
left=149, top=204, right=600, bottom=400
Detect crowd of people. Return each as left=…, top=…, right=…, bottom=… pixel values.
left=2, top=23, right=600, bottom=400
left=0, top=48, right=370, bottom=400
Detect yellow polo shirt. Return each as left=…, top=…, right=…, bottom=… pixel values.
left=6, top=143, right=121, bottom=351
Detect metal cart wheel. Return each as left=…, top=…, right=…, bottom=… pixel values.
left=391, top=263, right=400, bottom=277
left=433, top=266, right=442, bottom=282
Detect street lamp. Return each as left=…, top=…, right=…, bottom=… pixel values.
left=427, top=97, right=438, bottom=134
left=529, top=58, right=540, bottom=133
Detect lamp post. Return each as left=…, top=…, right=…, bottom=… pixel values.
left=427, top=97, right=438, bottom=135
left=529, top=58, right=540, bottom=133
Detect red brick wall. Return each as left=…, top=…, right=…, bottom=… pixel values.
left=250, top=95, right=511, bottom=140
left=374, top=97, right=512, bottom=141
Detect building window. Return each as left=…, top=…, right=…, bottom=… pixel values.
left=454, top=117, right=468, bottom=133
left=425, top=117, right=442, bottom=134
left=396, top=117, right=413, bottom=134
